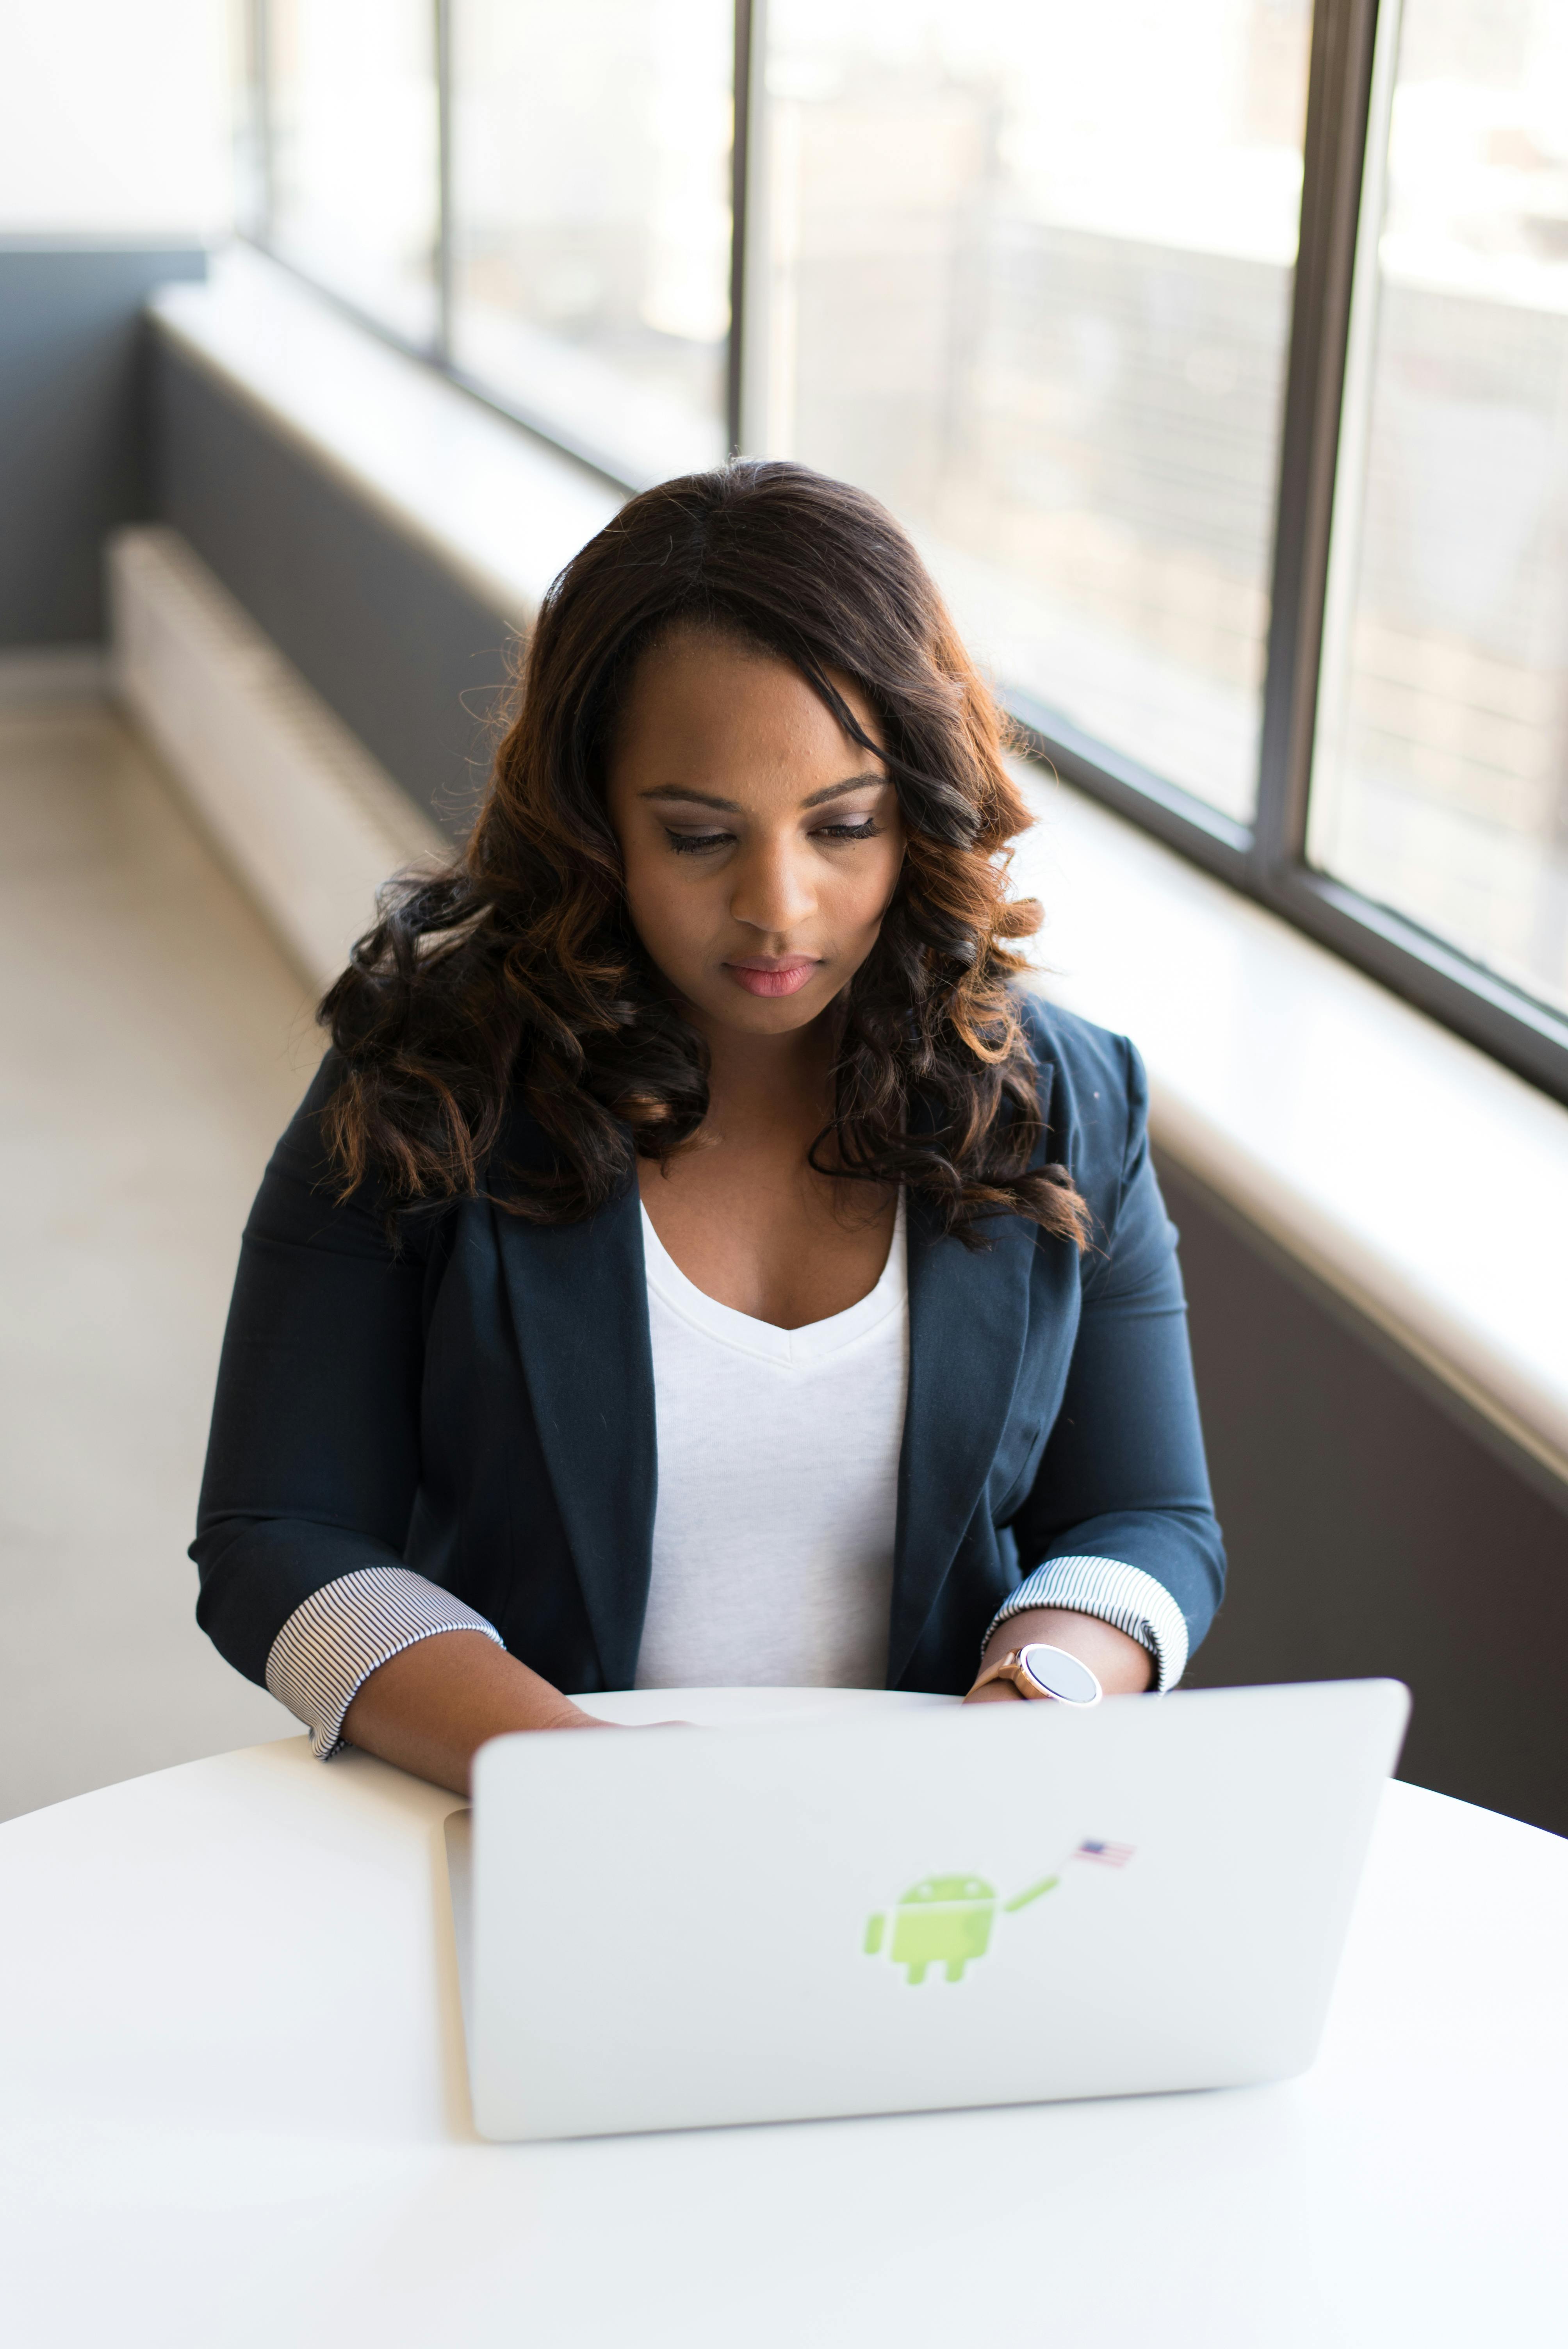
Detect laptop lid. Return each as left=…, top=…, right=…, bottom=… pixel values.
left=451, top=1678, right=1409, bottom=2142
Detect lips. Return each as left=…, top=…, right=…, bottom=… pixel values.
left=723, top=956, right=820, bottom=999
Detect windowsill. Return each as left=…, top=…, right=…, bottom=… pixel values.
left=1011, top=779, right=1568, bottom=1491
left=150, top=244, right=622, bottom=631
left=147, top=246, right=1568, bottom=1495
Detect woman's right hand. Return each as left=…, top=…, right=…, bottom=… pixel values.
left=341, top=1631, right=616, bottom=1795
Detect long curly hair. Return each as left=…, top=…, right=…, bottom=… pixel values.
left=320, top=460, right=1088, bottom=1249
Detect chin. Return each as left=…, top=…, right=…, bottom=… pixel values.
left=713, top=991, right=827, bottom=1032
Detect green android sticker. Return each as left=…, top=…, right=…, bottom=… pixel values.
left=864, top=1843, right=1132, bottom=1983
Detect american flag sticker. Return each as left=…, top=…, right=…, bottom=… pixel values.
left=1074, top=1839, right=1135, bottom=1868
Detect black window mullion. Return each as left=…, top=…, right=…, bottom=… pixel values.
left=1252, top=0, right=1381, bottom=888
left=727, top=0, right=758, bottom=459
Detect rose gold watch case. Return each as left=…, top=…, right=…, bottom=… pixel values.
left=973, top=1643, right=1104, bottom=1707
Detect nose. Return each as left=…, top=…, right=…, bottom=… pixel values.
left=729, top=831, right=817, bottom=937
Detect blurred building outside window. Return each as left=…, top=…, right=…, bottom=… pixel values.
left=758, top=0, right=1313, bottom=828
left=449, top=0, right=732, bottom=483
left=239, top=0, right=1568, bottom=1080
left=1309, top=0, right=1568, bottom=1021
left=265, top=0, right=441, bottom=347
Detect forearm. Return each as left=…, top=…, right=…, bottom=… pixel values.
left=965, top=1606, right=1154, bottom=1702
left=339, top=1603, right=1153, bottom=1785
left=340, top=1631, right=609, bottom=1794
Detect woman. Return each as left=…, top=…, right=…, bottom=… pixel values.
left=193, top=461, right=1224, bottom=1795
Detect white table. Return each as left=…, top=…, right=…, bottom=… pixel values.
left=2, top=1689, right=1564, bottom=2348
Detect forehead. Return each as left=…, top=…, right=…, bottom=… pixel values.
left=609, top=626, right=884, bottom=797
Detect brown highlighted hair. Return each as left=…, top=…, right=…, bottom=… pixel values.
left=321, top=460, right=1087, bottom=1248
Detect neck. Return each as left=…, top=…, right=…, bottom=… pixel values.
left=694, top=1007, right=838, bottom=1141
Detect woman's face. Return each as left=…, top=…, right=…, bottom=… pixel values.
left=605, top=627, right=906, bottom=1038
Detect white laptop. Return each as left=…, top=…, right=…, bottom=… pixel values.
left=444, top=1677, right=1409, bottom=2142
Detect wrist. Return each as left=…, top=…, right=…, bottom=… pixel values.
left=978, top=1605, right=1156, bottom=1698
left=968, top=1642, right=1104, bottom=1707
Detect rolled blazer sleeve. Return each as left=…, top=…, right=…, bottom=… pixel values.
left=190, top=1058, right=439, bottom=1690
left=1004, top=1037, right=1226, bottom=1674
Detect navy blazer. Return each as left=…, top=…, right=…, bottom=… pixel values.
left=192, top=995, right=1224, bottom=1697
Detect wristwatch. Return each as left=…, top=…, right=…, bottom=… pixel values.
left=970, top=1643, right=1103, bottom=1707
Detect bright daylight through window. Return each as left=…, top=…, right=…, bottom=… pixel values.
left=1309, top=0, right=1568, bottom=1023
left=263, top=0, right=441, bottom=346
left=241, top=0, right=1568, bottom=1096
left=449, top=0, right=734, bottom=483
left=759, top=0, right=1312, bottom=827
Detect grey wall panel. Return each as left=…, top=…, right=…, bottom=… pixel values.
left=1161, top=1152, right=1568, bottom=1836
left=153, top=344, right=516, bottom=839
left=0, top=241, right=206, bottom=645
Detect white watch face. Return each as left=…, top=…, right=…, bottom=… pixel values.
left=1018, top=1644, right=1102, bottom=1706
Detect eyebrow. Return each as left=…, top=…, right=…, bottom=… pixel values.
left=639, top=773, right=889, bottom=814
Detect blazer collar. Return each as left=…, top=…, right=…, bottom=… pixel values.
left=492, top=1177, right=656, bottom=1690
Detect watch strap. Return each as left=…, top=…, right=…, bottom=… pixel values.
left=971, top=1644, right=1103, bottom=1707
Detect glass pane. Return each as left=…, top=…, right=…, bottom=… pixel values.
left=267, top=0, right=440, bottom=345
left=1309, top=0, right=1568, bottom=1022
left=450, top=0, right=732, bottom=484
left=759, top=0, right=1313, bottom=823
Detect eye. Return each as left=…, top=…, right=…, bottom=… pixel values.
left=664, top=828, right=732, bottom=856
left=814, top=816, right=880, bottom=843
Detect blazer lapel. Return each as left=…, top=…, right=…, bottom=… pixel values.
left=492, top=1182, right=656, bottom=1689
left=887, top=1057, right=1062, bottom=1685
left=888, top=1192, right=1037, bottom=1684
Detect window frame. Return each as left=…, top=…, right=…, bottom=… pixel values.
left=240, top=0, right=1568, bottom=1106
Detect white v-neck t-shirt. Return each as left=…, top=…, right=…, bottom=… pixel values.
left=633, top=1193, right=909, bottom=1691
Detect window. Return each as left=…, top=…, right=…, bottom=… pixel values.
left=241, top=0, right=1568, bottom=1102
left=1309, top=0, right=1568, bottom=1023
left=448, top=0, right=734, bottom=484
left=757, top=0, right=1312, bottom=827
left=262, top=0, right=440, bottom=346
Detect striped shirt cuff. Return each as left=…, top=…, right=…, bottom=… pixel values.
left=265, top=1567, right=504, bottom=1759
left=984, top=1556, right=1189, bottom=1692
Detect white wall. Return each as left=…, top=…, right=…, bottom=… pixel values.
left=0, top=0, right=234, bottom=235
